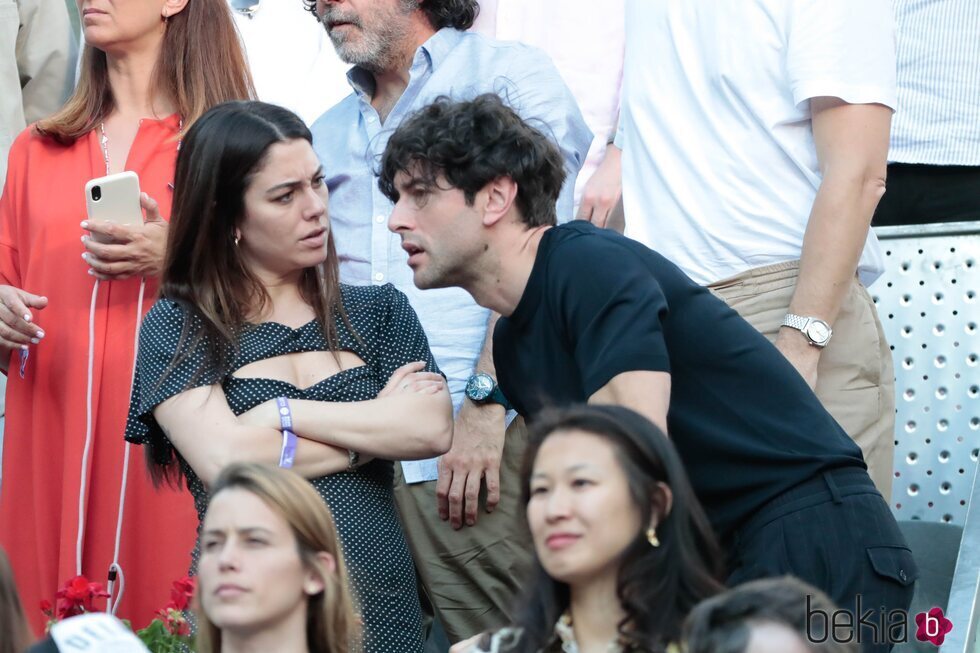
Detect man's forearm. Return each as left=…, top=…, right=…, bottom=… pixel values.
left=790, top=171, right=885, bottom=325
left=788, top=99, right=891, bottom=328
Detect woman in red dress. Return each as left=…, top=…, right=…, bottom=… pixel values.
left=0, top=0, right=253, bottom=633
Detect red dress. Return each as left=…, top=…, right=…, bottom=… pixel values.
left=0, top=115, right=198, bottom=634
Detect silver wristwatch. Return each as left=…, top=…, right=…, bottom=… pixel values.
left=781, top=313, right=833, bottom=348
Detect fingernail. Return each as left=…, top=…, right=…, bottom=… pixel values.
left=81, top=235, right=87, bottom=243
left=80, top=221, right=89, bottom=228
left=81, top=253, right=88, bottom=260
left=31, top=338, right=39, bottom=344
left=20, top=344, right=28, bottom=351
left=36, top=330, right=44, bottom=338
left=23, top=314, right=31, bottom=322
left=87, top=269, right=94, bottom=276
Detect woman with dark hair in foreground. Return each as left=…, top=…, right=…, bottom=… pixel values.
left=455, top=404, right=725, bottom=653
left=125, top=100, right=452, bottom=652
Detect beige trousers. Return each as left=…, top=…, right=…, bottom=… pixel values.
left=709, top=260, right=896, bottom=500
left=394, top=418, right=533, bottom=643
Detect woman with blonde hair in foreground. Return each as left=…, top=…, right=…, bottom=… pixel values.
left=196, top=463, right=357, bottom=653
left=0, top=546, right=32, bottom=653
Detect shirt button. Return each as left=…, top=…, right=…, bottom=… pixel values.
left=374, top=272, right=384, bottom=282
left=366, top=116, right=376, bottom=124
left=375, top=214, right=385, bottom=223
left=899, top=569, right=907, bottom=582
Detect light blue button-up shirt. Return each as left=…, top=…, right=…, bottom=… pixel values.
left=312, top=28, right=591, bottom=416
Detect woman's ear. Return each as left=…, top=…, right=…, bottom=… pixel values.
left=162, top=0, right=190, bottom=20
left=304, top=552, right=337, bottom=596
left=649, top=481, right=674, bottom=528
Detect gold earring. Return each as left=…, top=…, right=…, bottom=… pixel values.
left=646, top=527, right=660, bottom=548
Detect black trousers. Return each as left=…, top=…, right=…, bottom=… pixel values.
left=727, top=467, right=918, bottom=653
left=873, top=163, right=980, bottom=227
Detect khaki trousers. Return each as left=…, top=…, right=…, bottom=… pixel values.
left=709, top=260, right=896, bottom=500
left=394, top=418, right=533, bottom=643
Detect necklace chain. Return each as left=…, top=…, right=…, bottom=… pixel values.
left=98, top=118, right=183, bottom=177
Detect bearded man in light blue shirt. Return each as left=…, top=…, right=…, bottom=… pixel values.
left=305, top=0, right=591, bottom=642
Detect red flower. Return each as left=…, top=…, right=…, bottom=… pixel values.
left=157, top=607, right=191, bottom=637
left=39, top=599, right=53, bottom=616
left=168, top=576, right=196, bottom=612
left=54, top=575, right=109, bottom=618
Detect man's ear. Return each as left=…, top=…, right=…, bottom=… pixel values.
left=162, top=0, right=190, bottom=19
left=482, top=176, right=519, bottom=227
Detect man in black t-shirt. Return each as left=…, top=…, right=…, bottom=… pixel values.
left=379, top=94, right=916, bottom=653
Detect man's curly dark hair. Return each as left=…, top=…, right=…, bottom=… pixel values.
left=378, top=94, right=566, bottom=227
left=302, top=0, right=479, bottom=31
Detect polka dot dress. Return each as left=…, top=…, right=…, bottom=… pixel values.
left=126, top=284, right=438, bottom=652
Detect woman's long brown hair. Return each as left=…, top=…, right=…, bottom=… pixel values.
left=36, top=0, right=254, bottom=142
left=147, top=101, right=351, bottom=488
left=0, top=548, right=32, bottom=653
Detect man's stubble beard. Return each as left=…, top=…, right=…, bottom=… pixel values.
left=319, top=1, right=417, bottom=73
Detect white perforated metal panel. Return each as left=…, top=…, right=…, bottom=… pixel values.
left=872, top=223, right=980, bottom=525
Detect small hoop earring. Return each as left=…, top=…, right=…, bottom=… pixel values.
left=646, top=527, right=660, bottom=548
left=234, top=234, right=240, bottom=247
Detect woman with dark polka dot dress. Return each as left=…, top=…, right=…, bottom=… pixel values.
left=124, top=101, right=453, bottom=653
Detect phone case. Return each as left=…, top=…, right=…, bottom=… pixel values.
left=84, top=171, right=142, bottom=243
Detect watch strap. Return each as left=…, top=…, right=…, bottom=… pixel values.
left=489, top=386, right=513, bottom=411
left=781, top=313, right=810, bottom=332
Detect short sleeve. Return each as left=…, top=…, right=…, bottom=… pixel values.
left=124, top=299, right=220, bottom=446
left=549, top=235, right=672, bottom=397
left=786, top=0, right=896, bottom=109
left=372, top=284, right=442, bottom=382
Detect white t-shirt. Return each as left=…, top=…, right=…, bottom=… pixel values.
left=231, top=1, right=351, bottom=125
left=472, top=0, right=624, bottom=209
left=618, top=0, right=896, bottom=286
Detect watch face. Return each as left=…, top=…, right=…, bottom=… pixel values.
left=466, top=374, right=494, bottom=401
left=807, top=321, right=831, bottom=343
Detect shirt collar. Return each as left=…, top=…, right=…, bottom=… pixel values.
left=345, top=28, right=465, bottom=97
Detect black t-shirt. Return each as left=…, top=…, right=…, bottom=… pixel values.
left=494, top=221, right=866, bottom=541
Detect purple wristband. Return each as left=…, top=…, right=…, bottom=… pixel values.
left=279, top=430, right=297, bottom=469
left=276, top=397, right=297, bottom=469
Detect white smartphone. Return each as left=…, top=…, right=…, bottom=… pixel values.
left=84, top=172, right=142, bottom=243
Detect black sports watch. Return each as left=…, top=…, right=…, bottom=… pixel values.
left=464, top=372, right=512, bottom=410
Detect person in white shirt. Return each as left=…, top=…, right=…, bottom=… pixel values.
left=227, top=0, right=349, bottom=125
left=472, top=0, right=625, bottom=230
left=617, top=0, right=897, bottom=498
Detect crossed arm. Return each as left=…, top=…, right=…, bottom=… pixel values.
left=152, top=362, right=454, bottom=485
